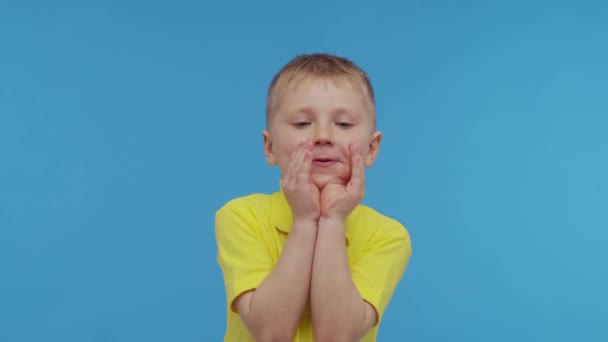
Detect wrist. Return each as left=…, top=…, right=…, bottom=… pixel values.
left=290, top=219, right=319, bottom=244
left=319, top=212, right=346, bottom=223
left=292, top=217, right=319, bottom=229
left=318, top=216, right=345, bottom=228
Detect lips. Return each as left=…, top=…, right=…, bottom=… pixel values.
left=312, top=157, right=338, bottom=168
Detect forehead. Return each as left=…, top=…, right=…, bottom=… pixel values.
left=275, top=76, right=374, bottom=115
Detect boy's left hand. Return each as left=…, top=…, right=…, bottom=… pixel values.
left=320, top=144, right=365, bottom=221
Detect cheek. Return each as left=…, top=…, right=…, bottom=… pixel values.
left=283, top=143, right=300, bottom=159
left=277, top=142, right=302, bottom=169
left=354, top=136, right=372, bottom=156
left=339, top=138, right=368, bottom=158
left=283, top=134, right=311, bottom=155
left=274, top=134, right=299, bottom=157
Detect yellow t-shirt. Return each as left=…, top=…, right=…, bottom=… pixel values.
left=215, top=188, right=412, bottom=341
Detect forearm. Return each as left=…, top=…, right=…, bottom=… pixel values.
left=311, top=217, right=368, bottom=341
left=246, top=219, right=317, bottom=340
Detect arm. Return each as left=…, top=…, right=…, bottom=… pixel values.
left=311, top=217, right=377, bottom=341
left=311, top=145, right=376, bottom=341
left=235, top=218, right=317, bottom=341
left=237, top=140, right=321, bottom=341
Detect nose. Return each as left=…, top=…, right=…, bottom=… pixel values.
left=313, top=123, right=334, bottom=146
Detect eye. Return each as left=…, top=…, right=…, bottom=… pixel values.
left=293, top=122, right=311, bottom=128
left=336, top=122, right=354, bottom=128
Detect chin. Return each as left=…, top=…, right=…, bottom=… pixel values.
left=312, top=174, right=348, bottom=190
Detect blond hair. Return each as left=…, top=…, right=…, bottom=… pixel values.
left=265, top=53, right=376, bottom=127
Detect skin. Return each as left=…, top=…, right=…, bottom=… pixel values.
left=235, top=78, right=382, bottom=341
left=263, top=78, right=381, bottom=193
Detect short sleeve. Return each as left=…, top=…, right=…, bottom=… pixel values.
left=215, top=201, right=275, bottom=312
left=350, top=224, right=412, bottom=325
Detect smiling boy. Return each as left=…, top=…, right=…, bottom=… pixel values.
left=215, top=53, right=412, bottom=341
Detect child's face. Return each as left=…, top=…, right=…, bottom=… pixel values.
left=263, top=78, right=381, bottom=190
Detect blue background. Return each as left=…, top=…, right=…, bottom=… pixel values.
left=1, top=0, right=607, bottom=341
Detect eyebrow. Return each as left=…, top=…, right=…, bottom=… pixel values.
left=330, top=107, right=358, bottom=116
left=286, top=106, right=360, bottom=116
left=288, top=107, right=316, bottom=116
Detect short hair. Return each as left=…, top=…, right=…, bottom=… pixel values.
left=265, top=53, right=376, bottom=128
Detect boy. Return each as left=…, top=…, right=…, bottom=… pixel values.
left=215, top=53, right=412, bottom=341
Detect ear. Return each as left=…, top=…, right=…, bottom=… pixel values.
left=364, top=130, right=382, bottom=168
left=262, top=130, right=277, bottom=165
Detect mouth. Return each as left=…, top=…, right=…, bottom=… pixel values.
left=312, top=158, right=338, bottom=167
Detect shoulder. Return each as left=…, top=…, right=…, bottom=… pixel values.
left=214, top=192, right=275, bottom=232
left=354, top=204, right=409, bottom=236
left=351, top=204, right=412, bottom=249
left=216, top=192, right=273, bottom=216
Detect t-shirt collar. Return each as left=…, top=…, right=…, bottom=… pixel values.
left=270, top=181, right=356, bottom=245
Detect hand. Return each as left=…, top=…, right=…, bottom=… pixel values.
left=320, top=144, right=365, bottom=221
left=282, top=140, right=321, bottom=223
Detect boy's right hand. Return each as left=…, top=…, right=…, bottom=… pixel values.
left=282, top=140, right=321, bottom=223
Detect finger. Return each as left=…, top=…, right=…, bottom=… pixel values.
left=358, top=145, right=365, bottom=184
left=356, top=145, right=366, bottom=199
left=284, top=142, right=304, bottom=185
left=287, top=141, right=308, bottom=184
left=349, top=144, right=365, bottom=188
left=297, top=147, right=312, bottom=185
left=294, top=140, right=313, bottom=183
